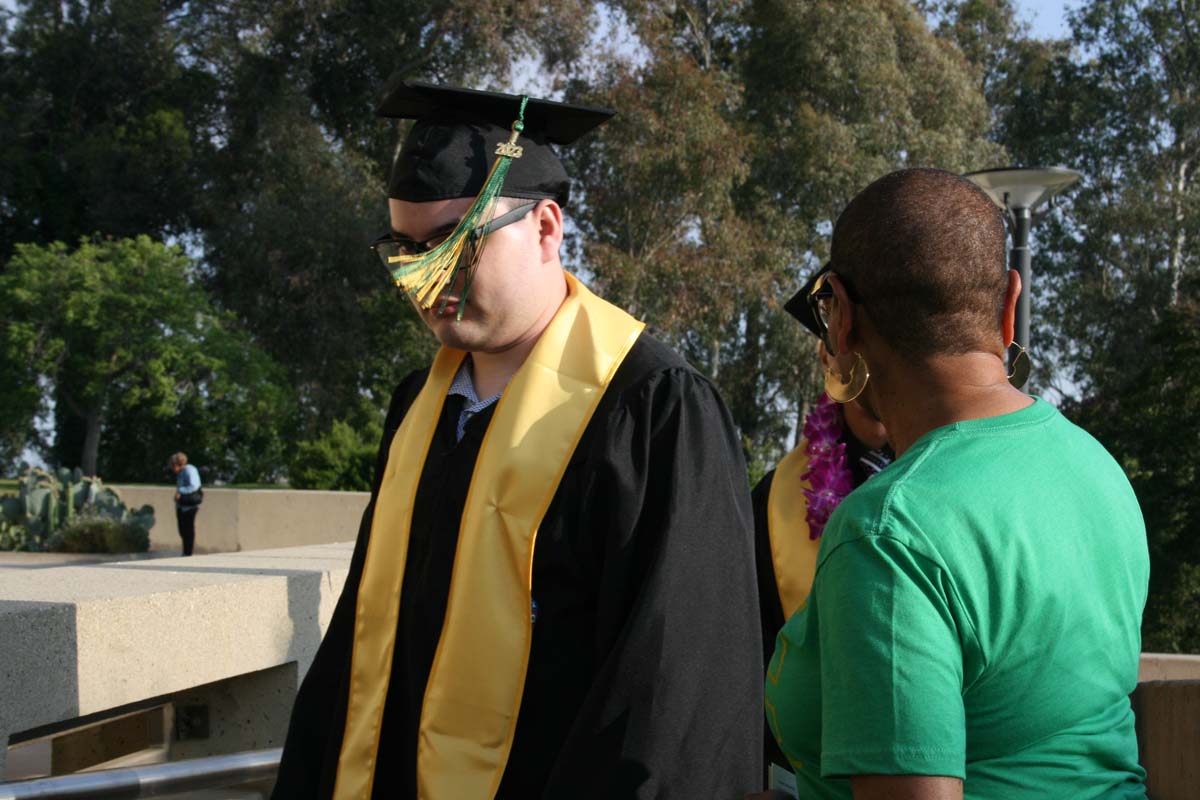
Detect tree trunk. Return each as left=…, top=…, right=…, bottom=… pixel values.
left=81, top=407, right=102, bottom=477
left=794, top=388, right=810, bottom=450
left=737, top=304, right=764, bottom=446
left=1169, top=150, right=1189, bottom=306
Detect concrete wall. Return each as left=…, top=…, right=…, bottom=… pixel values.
left=113, top=486, right=370, bottom=555
left=0, top=543, right=352, bottom=780
left=1138, top=652, right=1200, bottom=682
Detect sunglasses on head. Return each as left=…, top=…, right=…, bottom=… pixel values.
left=806, top=267, right=862, bottom=353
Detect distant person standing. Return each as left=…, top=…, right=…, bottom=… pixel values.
left=170, top=452, right=202, bottom=556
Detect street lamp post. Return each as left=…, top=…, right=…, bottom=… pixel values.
left=963, top=167, right=1083, bottom=377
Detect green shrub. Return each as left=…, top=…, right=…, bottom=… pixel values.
left=56, top=515, right=150, bottom=554
left=290, top=419, right=380, bottom=491
left=55, top=517, right=108, bottom=553
left=105, top=520, right=150, bottom=553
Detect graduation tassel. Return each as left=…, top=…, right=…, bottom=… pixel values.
left=386, top=96, right=529, bottom=320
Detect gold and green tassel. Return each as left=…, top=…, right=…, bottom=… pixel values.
left=387, top=96, right=529, bottom=320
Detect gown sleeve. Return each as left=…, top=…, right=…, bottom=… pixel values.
left=271, top=372, right=426, bottom=799
left=751, top=470, right=785, bottom=666
left=541, top=367, right=764, bottom=799
left=751, top=469, right=790, bottom=776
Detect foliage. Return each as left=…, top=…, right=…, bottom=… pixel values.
left=289, top=418, right=382, bottom=492
left=197, top=101, right=435, bottom=432
left=253, top=0, right=598, bottom=159
left=0, top=465, right=154, bottom=552
left=0, top=0, right=218, bottom=259
left=955, top=0, right=1200, bottom=650
left=1065, top=302, right=1200, bottom=652
left=0, top=466, right=65, bottom=548
left=966, top=0, right=1200, bottom=394
left=0, top=236, right=296, bottom=480
left=569, top=0, right=1005, bottom=470
left=93, top=318, right=298, bottom=484
left=176, top=0, right=593, bottom=432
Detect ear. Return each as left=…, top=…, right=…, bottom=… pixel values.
left=1002, top=269, right=1021, bottom=347
left=827, top=273, right=858, bottom=356
left=535, top=200, right=564, bottom=263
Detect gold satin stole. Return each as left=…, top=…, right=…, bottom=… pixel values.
left=333, top=273, right=644, bottom=799
left=766, top=445, right=822, bottom=620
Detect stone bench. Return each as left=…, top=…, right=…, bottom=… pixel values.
left=0, top=543, right=353, bottom=780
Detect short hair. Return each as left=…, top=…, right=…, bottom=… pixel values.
left=170, top=452, right=188, bottom=467
left=831, top=168, right=1008, bottom=356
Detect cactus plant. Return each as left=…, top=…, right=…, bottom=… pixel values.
left=0, top=466, right=155, bottom=552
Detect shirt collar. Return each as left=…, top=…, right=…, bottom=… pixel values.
left=447, top=357, right=503, bottom=408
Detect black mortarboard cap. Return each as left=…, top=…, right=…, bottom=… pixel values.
left=377, top=82, right=615, bottom=208
left=783, top=263, right=830, bottom=337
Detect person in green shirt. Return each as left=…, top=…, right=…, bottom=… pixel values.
left=760, top=168, right=1148, bottom=800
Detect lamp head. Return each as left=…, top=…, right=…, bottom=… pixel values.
left=963, top=166, right=1082, bottom=212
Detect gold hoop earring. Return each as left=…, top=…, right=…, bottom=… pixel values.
left=825, top=353, right=869, bottom=403
left=1007, top=342, right=1031, bottom=389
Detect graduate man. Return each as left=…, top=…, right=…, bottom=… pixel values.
left=272, top=82, right=763, bottom=799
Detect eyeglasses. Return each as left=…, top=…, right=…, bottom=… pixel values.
left=807, top=268, right=862, bottom=352
left=369, top=201, right=538, bottom=267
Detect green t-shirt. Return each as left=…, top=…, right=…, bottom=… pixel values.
left=765, top=399, right=1148, bottom=799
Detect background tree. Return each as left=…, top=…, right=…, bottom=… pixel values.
left=998, top=0, right=1200, bottom=651
left=0, top=236, right=294, bottom=480
left=0, top=0, right=217, bottom=259
left=927, top=0, right=1200, bottom=651
left=0, top=0, right=603, bottom=468
left=569, top=0, right=1004, bottom=474
left=183, top=0, right=603, bottom=435
left=1066, top=300, right=1200, bottom=652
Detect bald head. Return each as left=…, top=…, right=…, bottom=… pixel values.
left=832, top=168, right=1009, bottom=357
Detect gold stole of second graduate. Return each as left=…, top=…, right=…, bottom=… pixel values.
left=332, top=273, right=644, bottom=800
left=767, top=446, right=823, bottom=619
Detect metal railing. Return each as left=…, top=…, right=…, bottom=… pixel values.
left=0, top=747, right=280, bottom=799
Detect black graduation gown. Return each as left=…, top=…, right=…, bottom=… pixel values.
left=273, top=333, right=763, bottom=799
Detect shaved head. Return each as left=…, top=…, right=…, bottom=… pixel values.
left=831, top=168, right=1009, bottom=356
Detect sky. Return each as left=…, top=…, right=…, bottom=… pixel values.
left=0, top=1, right=1080, bottom=44
left=1016, top=0, right=1077, bottom=40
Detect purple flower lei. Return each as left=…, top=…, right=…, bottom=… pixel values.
left=800, top=393, right=855, bottom=540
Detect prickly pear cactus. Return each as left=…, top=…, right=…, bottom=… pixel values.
left=0, top=494, right=21, bottom=524
left=1, top=467, right=155, bottom=551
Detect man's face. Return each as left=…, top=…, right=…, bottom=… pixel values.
left=387, top=197, right=563, bottom=353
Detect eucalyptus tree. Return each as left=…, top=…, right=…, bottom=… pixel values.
left=569, top=0, right=1004, bottom=470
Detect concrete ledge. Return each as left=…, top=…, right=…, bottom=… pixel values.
left=1139, top=653, right=1200, bottom=681
left=113, top=486, right=369, bottom=555
left=0, top=543, right=353, bottom=780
